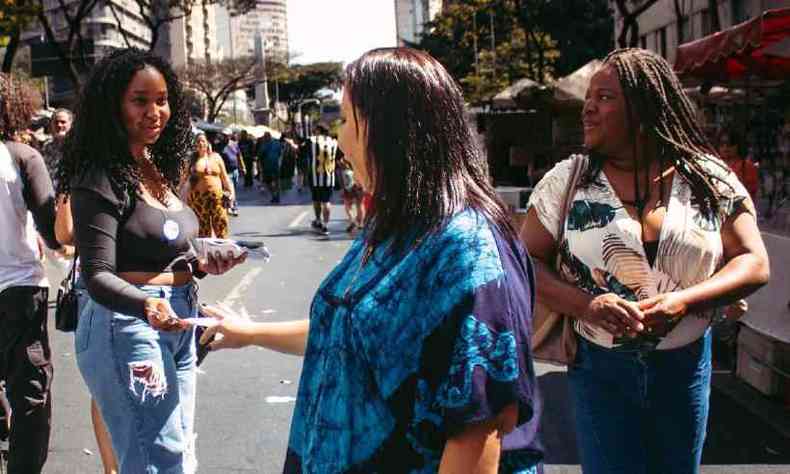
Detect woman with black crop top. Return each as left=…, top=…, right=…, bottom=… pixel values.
left=55, top=49, right=244, bottom=474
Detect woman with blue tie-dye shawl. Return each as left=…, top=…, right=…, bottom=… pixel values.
left=200, top=48, right=543, bottom=473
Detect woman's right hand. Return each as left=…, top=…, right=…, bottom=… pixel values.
left=144, top=297, right=189, bottom=332
left=581, top=293, right=645, bottom=338
left=197, top=304, right=255, bottom=351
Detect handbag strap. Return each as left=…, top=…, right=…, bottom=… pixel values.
left=554, top=156, right=588, bottom=266
left=68, top=250, right=79, bottom=285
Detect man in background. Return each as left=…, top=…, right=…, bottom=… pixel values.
left=309, top=126, right=337, bottom=236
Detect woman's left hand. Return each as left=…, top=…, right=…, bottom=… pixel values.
left=638, top=292, right=688, bottom=335
left=198, top=250, right=247, bottom=275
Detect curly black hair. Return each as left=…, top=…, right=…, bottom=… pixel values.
left=56, top=48, right=193, bottom=197
left=0, top=73, right=41, bottom=141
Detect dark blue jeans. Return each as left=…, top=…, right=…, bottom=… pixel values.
left=568, top=331, right=712, bottom=474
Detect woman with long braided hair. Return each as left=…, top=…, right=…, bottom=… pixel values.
left=522, top=48, right=769, bottom=473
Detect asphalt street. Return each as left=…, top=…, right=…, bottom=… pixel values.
left=38, top=184, right=789, bottom=474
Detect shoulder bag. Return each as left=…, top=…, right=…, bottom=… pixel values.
left=55, top=253, right=79, bottom=333
left=530, top=155, right=587, bottom=366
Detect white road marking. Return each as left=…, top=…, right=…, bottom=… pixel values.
left=265, top=396, right=296, bottom=404
left=288, top=210, right=309, bottom=228
left=221, top=267, right=263, bottom=306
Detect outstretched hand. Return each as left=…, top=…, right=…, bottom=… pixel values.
left=198, top=303, right=257, bottom=351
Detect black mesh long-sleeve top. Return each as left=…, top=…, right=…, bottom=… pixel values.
left=71, top=169, right=200, bottom=319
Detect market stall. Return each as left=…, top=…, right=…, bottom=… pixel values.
left=674, top=8, right=790, bottom=400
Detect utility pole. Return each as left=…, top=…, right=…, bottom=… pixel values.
left=229, top=11, right=237, bottom=123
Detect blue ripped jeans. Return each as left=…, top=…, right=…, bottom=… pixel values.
left=75, top=284, right=198, bottom=474
left=568, top=331, right=712, bottom=474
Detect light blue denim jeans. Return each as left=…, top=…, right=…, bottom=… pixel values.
left=75, top=283, right=198, bottom=474
left=568, top=331, right=712, bottom=474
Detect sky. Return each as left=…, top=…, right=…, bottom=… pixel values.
left=287, top=0, right=398, bottom=65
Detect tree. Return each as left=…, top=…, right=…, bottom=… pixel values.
left=179, top=56, right=260, bottom=122
left=418, top=0, right=560, bottom=104
left=108, top=0, right=256, bottom=55
left=1, top=0, right=41, bottom=72
left=526, top=0, right=613, bottom=77
left=34, top=0, right=101, bottom=88
left=271, top=61, right=343, bottom=113
left=614, top=0, right=660, bottom=48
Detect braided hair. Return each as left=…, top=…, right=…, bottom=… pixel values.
left=56, top=48, right=194, bottom=198
left=582, top=48, right=730, bottom=216
left=0, top=73, right=41, bottom=141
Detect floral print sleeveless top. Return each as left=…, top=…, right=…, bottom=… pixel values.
left=528, top=155, right=753, bottom=350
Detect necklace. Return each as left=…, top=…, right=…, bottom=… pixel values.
left=138, top=148, right=170, bottom=206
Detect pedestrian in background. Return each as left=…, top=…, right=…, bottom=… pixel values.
left=199, top=47, right=544, bottom=474
left=308, top=125, right=336, bottom=235
left=0, top=72, right=63, bottom=474
left=717, top=127, right=759, bottom=201
left=41, top=109, right=73, bottom=183
left=220, top=131, right=243, bottom=216
left=55, top=48, right=243, bottom=474
left=238, top=130, right=256, bottom=188
left=184, top=132, right=234, bottom=238
left=522, top=48, right=770, bottom=474
left=338, top=156, right=364, bottom=232
left=257, top=132, right=282, bottom=203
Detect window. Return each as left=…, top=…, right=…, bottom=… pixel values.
left=731, top=0, right=748, bottom=24
left=676, top=15, right=689, bottom=44
left=658, top=27, right=667, bottom=58
left=701, top=9, right=712, bottom=36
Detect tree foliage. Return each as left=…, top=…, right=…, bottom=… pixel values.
left=614, top=0, right=659, bottom=48
left=179, top=56, right=260, bottom=122
left=1, top=0, right=41, bottom=72
left=269, top=61, right=343, bottom=110
left=418, top=0, right=612, bottom=104
left=523, top=0, right=613, bottom=77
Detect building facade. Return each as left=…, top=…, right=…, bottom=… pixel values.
left=23, top=0, right=217, bottom=104
left=394, top=0, right=443, bottom=46
left=160, top=2, right=219, bottom=69
left=219, top=0, right=289, bottom=63
left=612, top=0, right=790, bottom=65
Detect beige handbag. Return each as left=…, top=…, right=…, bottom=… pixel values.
left=528, top=156, right=587, bottom=366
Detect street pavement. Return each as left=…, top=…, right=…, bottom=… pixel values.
left=38, top=184, right=790, bottom=473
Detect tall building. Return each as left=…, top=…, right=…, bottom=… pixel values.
left=611, top=0, right=790, bottom=65
left=159, top=2, right=218, bottom=69
left=22, top=0, right=218, bottom=104
left=394, top=0, right=443, bottom=46
left=218, top=0, right=289, bottom=63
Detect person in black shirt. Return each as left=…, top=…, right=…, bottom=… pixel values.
left=55, top=49, right=243, bottom=474
left=0, top=72, right=63, bottom=474
left=238, top=130, right=256, bottom=188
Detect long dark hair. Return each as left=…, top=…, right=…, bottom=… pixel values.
left=56, top=48, right=193, bottom=197
left=582, top=48, right=729, bottom=216
left=344, top=47, right=514, bottom=253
